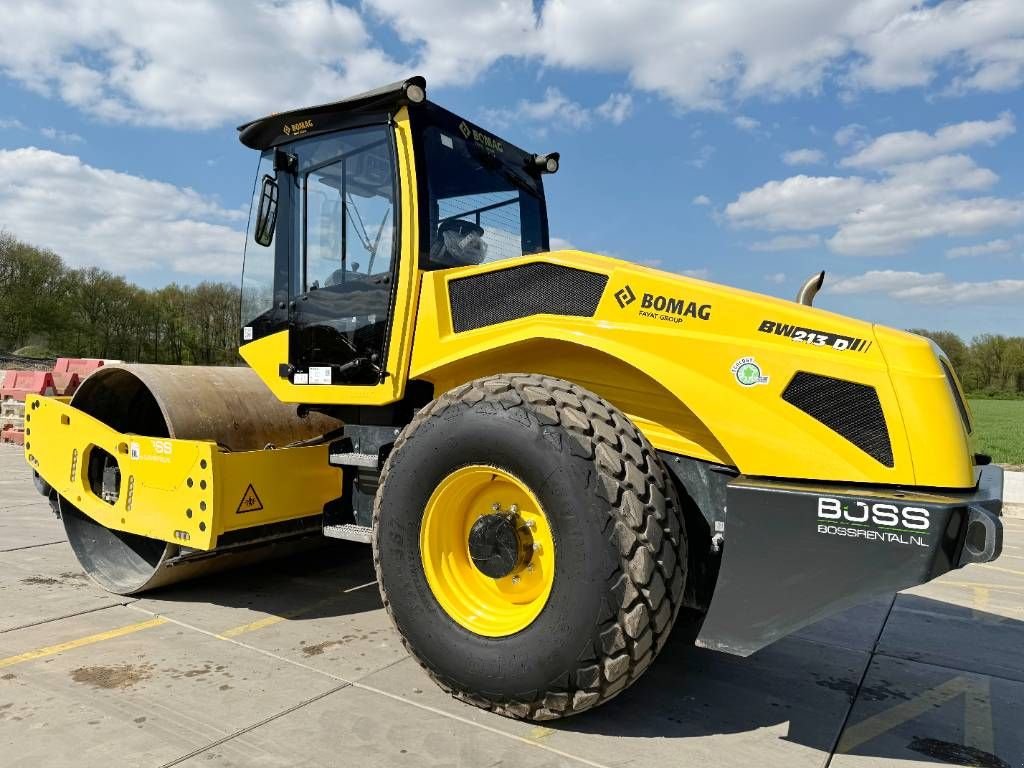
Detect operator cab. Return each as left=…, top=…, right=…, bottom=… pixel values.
left=238, top=77, right=555, bottom=388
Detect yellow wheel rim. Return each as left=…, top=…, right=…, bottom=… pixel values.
left=420, top=465, right=555, bottom=637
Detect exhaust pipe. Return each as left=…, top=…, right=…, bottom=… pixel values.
left=796, top=271, right=825, bottom=306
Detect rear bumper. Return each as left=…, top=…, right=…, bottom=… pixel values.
left=695, top=465, right=1004, bottom=656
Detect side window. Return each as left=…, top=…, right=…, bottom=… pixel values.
left=303, top=134, right=396, bottom=291
left=436, top=191, right=524, bottom=264
left=423, top=125, right=545, bottom=269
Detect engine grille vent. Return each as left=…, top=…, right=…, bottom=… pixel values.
left=782, top=372, right=894, bottom=467
left=449, top=263, right=608, bottom=333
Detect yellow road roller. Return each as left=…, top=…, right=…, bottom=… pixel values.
left=25, top=76, right=1004, bottom=721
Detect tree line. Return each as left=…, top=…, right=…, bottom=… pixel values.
left=910, top=329, right=1024, bottom=398
left=0, top=232, right=240, bottom=365
left=2, top=231, right=1023, bottom=394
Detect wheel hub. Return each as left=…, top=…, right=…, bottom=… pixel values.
left=467, top=510, right=534, bottom=578
left=419, top=465, right=555, bottom=637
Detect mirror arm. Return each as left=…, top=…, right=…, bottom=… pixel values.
left=273, top=149, right=297, bottom=174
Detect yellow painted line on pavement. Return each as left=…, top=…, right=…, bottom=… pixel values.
left=220, top=614, right=289, bottom=639
left=935, top=579, right=1024, bottom=593
left=971, top=585, right=990, bottom=620
left=220, top=579, right=378, bottom=639
left=978, top=563, right=1024, bottom=578
left=837, top=675, right=993, bottom=755
left=0, top=617, right=168, bottom=670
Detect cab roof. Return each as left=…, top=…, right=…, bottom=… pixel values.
left=237, top=76, right=425, bottom=151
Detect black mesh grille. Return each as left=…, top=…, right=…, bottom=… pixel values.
left=783, top=372, right=894, bottom=467
left=449, top=263, right=608, bottom=333
left=940, top=359, right=972, bottom=435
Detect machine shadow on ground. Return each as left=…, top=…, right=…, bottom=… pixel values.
left=543, top=596, right=1020, bottom=768
left=138, top=540, right=384, bottom=622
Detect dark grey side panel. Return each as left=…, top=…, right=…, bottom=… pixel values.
left=695, top=466, right=1003, bottom=656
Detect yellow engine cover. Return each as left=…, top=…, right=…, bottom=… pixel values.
left=407, top=251, right=974, bottom=489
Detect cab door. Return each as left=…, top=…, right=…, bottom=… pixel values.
left=240, top=109, right=420, bottom=407
left=289, top=125, right=397, bottom=386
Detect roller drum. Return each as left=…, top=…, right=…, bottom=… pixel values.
left=58, top=364, right=339, bottom=595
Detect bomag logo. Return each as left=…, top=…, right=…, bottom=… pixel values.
left=614, top=285, right=636, bottom=308
left=458, top=120, right=504, bottom=153
left=282, top=118, right=314, bottom=137
left=640, top=292, right=711, bottom=322
left=614, top=285, right=711, bottom=323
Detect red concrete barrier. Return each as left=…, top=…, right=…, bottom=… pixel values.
left=54, top=358, right=105, bottom=377
left=50, top=371, right=81, bottom=397
left=0, top=371, right=56, bottom=402
left=0, top=427, right=24, bottom=446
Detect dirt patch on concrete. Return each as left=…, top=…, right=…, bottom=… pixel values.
left=70, top=663, right=154, bottom=690
left=20, top=576, right=60, bottom=586
left=300, top=636, right=361, bottom=657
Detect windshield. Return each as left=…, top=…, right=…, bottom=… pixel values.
left=422, top=123, right=547, bottom=268
left=240, top=150, right=276, bottom=328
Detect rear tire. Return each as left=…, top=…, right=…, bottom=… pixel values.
left=373, top=373, right=686, bottom=720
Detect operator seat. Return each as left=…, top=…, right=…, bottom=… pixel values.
left=430, top=219, right=488, bottom=267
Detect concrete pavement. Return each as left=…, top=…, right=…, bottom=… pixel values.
left=1, top=445, right=1022, bottom=767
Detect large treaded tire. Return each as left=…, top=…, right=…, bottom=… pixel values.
left=372, top=373, right=686, bottom=720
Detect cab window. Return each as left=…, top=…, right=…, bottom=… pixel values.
left=422, top=125, right=546, bottom=268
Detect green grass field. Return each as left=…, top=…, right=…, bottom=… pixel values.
left=968, top=398, right=1024, bottom=466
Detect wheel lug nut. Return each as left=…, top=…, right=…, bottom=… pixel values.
left=526, top=563, right=535, bottom=573
left=509, top=504, right=518, bottom=514
left=511, top=575, right=521, bottom=585
left=491, top=502, right=501, bottom=511
left=525, top=519, right=536, bottom=529
left=532, top=543, right=541, bottom=551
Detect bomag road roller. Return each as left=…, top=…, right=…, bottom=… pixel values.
left=24, top=76, right=1004, bottom=721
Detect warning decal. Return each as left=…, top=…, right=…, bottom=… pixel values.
left=236, top=484, right=264, bottom=514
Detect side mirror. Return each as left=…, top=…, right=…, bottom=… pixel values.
left=254, top=174, right=278, bottom=247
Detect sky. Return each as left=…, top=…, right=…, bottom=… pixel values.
left=0, top=0, right=1022, bottom=338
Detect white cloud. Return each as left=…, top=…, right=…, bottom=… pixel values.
left=595, top=93, right=633, bottom=125
left=690, top=145, right=716, bottom=169
left=549, top=237, right=575, bottom=250
left=764, top=272, right=787, bottom=284
left=681, top=268, right=710, bottom=279
left=484, top=88, right=632, bottom=132
left=4, top=1, right=1024, bottom=128
left=692, top=194, right=712, bottom=206
left=830, top=269, right=1024, bottom=304
left=749, top=234, right=821, bottom=251
left=834, top=123, right=868, bottom=148
left=840, top=112, right=1016, bottom=168
left=726, top=116, right=1024, bottom=256
left=0, top=0, right=407, bottom=129
left=0, top=118, right=26, bottom=130
left=0, top=148, right=244, bottom=277
left=733, top=116, right=761, bottom=133
left=782, top=148, right=826, bottom=166
left=365, top=0, right=538, bottom=87
left=40, top=126, right=83, bottom=144
left=849, top=0, right=1024, bottom=94
left=946, top=237, right=1018, bottom=259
